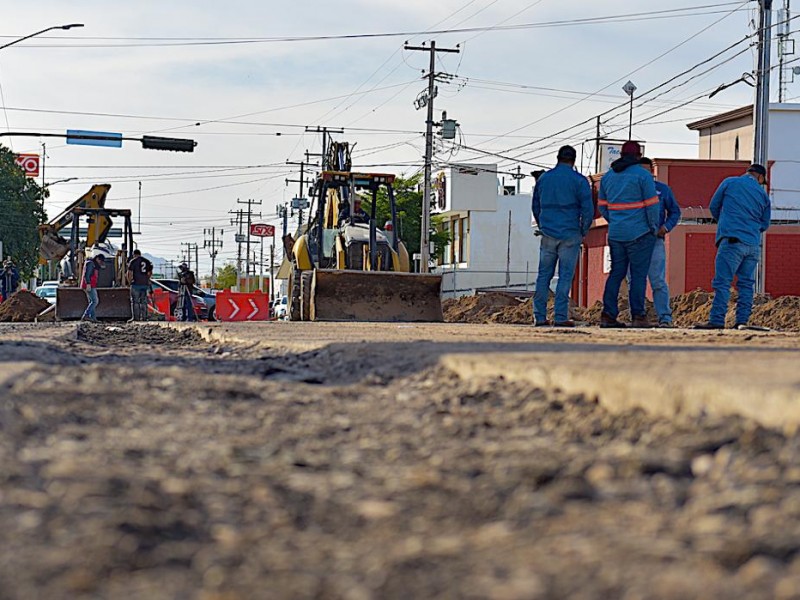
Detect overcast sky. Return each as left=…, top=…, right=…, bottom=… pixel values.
left=0, top=1, right=785, bottom=273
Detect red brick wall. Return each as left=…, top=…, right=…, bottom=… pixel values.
left=684, top=232, right=717, bottom=292
left=766, top=234, right=800, bottom=296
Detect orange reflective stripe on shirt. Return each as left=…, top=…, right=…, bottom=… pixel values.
left=605, top=195, right=660, bottom=210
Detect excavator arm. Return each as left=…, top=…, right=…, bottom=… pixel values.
left=38, top=184, right=112, bottom=261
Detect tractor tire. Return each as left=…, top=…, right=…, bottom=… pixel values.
left=288, top=266, right=302, bottom=321
left=300, top=270, right=314, bottom=321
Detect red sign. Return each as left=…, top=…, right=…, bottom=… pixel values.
left=250, top=223, right=275, bottom=237
left=14, top=153, right=40, bottom=177
left=215, top=290, right=270, bottom=322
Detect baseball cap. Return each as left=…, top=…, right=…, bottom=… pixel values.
left=95, top=254, right=107, bottom=268
left=747, top=163, right=767, bottom=177
left=621, top=140, right=642, bottom=156
left=556, top=145, right=577, bottom=161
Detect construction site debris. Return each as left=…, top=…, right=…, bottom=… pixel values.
left=444, top=289, right=800, bottom=331
left=0, top=290, right=51, bottom=323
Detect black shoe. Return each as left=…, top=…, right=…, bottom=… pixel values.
left=631, top=316, right=656, bottom=328
left=554, top=320, right=575, bottom=328
left=658, top=321, right=675, bottom=328
left=600, top=312, right=626, bottom=328
left=694, top=322, right=724, bottom=330
left=533, top=320, right=551, bottom=327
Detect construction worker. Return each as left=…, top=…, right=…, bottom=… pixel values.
left=1, top=259, right=20, bottom=302
left=126, top=249, right=153, bottom=321
left=695, top=164, right=771, bottom=329
left=531, top=145, right=594, bottom=327
left=176, top=262, right=197, bottom=322
left=637, top=157, right=682, bottom=327
left=80, top=254, right=106, bottom=322
left=597, top=140, right=660, bottom=328
left=338, top=198, right=369, bottom=226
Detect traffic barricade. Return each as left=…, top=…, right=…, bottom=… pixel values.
left=215, top=290, right=270, bottom=322
left=151, top=288, right=175, bottom=321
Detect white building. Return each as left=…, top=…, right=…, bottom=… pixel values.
left=687, top=103, right=800, bottom=221
left=433, top=163, right=541, bottom=298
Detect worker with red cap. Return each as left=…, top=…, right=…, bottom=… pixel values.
left=695, top=164, right=771, bottom=329
left=597, top=140, right=661, bottom=327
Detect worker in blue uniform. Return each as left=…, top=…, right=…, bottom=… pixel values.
left=638, top=157, right=682, bottom=327
left=696, top=164, right=771, bottom=329
left=597, top=140, right=660, bottom=328
left=531, top=145, right=594, bottom=327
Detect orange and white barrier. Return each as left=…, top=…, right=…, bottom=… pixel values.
left=215, top=290, right=270, bottom=322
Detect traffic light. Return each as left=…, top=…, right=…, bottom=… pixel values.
left=141, top=135, right=197, bottom=152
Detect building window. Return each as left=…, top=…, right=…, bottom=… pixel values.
left=735, top=135, right=740, bottom=160
left=452, top=217, right=461, bottom=264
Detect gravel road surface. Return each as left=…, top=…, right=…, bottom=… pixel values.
left=1, top=322, right=799, bottom=599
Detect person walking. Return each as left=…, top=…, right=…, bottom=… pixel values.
left=531, top=145, right=594, bottom=327
left=127, top=249, right=153, bottom=321
left=638, top=157, right=682, bottom=327
left=1, top=259, right=20, bottom=302
left=597, top=141, right=660, bottom=328
left=695, top=164, right=771, bottom=329
left=176, top=263, right=198, bottom=322
left=80, top=254, right=106, bottom=322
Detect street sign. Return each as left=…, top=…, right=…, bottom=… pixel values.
left=235, top=233, right=246, bottom=243
left=291, top=197, right=309, bottom=210
left=66, top=129, right=123, bottom=148
left=250, top=223, right=275, bottom=237
left=14, top=153, right=39, bottom=177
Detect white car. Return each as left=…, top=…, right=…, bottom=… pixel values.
left=273, top=295, right=288, bottom=320
left=34, top=286, right=57, bottom=305
left=40, top=280, right=59, bottom=288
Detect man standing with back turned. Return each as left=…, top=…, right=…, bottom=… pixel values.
left=696, top=164, right=771, bottom=329
left=531, top=145, right=594, bottom=327
left=598, top=141, right=660, bottom=328
left=127, top=249, right=153, bottom=321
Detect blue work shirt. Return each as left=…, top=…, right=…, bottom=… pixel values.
left=531, top=163, right=594, bottom=239
left=654, top=180, right=682, bottom=231
left=709, top=174, right=771, bottom=246
left=598, top=163, right=660, bottom=242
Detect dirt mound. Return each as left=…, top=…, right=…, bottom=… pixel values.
left=0, top=290, right=51, bottom=322
left=76, top=323, right=203, bottom=347
left=443, top=292, right=520, bottom=323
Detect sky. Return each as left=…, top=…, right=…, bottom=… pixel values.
left=0, top=0, right=791, bottom=276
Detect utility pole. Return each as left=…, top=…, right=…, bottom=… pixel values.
left=778, top=0, right=793, bottom=102
left=278, top=203, right=289, bottom=238
left=404, top=40, right=460, bottom=273
left=204, top=227, right=223, bottom=288
left=305, top=127, right=345, bottom=170
left=512, top=165, right=525, bottom=195
left=286, top=159, right=317, bottom=230
left=237, top=198, right=262, bottom=292
left=230, top=208, right=245, bottom=290
left=754, top=0, right=774, bottom=294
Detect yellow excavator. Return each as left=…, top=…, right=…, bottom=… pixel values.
left=38, top=184, right=135, bottom=320
left=286, top=142, right=442, bottom=322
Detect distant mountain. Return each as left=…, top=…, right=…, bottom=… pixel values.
left=141, top=252, right=174, bottom=278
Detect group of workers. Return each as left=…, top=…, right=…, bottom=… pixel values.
left=79, top=250, right=197, bottom=322
left=532, top=140, right=771, bottom=329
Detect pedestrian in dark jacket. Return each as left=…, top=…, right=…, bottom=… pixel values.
left=1, top=259, right=20, bottom=302
left=696, top=164, right=771, bottom=329
left=598, top=141, right=660, bottom=328
left=531, top=145, right=594, bottom=326
left=177, top=263, right=197, bottom=322
left=127, top=249, right=153, bottom=321
left=80, top=254, right=106, bottom=322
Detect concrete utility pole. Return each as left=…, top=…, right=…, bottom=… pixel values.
left=286, top=160, right=317, bottom=229
left=754, top=0, right=774, bottom=293
left=230, top=208, right=245, bottom=290
left=237, top=199, right=262, bottom=292
left=305, top=127, right=345, bottom=170
left=204, top=227, right=223, bottom=288
left=404, top=41, right=460, bottom=273
left=778, top=0, right=793, bottom=102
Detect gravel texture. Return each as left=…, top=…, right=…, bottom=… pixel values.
left=1, top=323, right=799, bottom=599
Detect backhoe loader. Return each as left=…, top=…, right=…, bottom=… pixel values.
left=286, top=142, right=442, bottom=322
left=38, top=184, right=135, bottom=320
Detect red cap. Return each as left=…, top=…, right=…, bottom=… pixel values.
left=383, top=221, right=393, bottom=231
left=621, top=140, right=642, bottom=156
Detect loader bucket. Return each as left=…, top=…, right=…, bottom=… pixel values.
left=310, top=269, right=443, bottom=322
left=56, top=287, right=133, bottom=320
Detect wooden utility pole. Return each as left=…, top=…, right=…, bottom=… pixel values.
left=204, top=227, right=223, bottom=288
left=237, top=199, right=262, bottom=292
left=404, top=41, right=459, bottom=273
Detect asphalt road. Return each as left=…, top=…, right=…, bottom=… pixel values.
left=1, top=322, right=799, bottom=599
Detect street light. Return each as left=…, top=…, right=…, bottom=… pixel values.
left=622, top=80, right=637, bottom=140
left=0, top=23, right=84, bottom=51
left=44, top=177, right=77, bottom=187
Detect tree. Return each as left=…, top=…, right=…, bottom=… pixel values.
left=215, top=263, right=238, bottom=290
left=361, top=173, right=450, bottom=264
left=0, top=145, right=48, bottom=278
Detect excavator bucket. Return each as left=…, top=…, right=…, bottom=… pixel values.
left=310, top=269, right=443, bottom=322
left=56, top=287, right=133, bottom=320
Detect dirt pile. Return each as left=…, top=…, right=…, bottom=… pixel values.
left=0, top=290, right=50, bottom=322
left=444, top=289, right=800, bottom=330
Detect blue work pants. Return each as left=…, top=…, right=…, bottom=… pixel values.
left=603, top=232, right=656, bottom=319
left=82, top=287, right=99, bottom=321
left=709, top=239, right=760, bottom=326
left=533, top=234, right=582, bottom=323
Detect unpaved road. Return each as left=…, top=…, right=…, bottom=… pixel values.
left=1, top=322, right=800, bottom=599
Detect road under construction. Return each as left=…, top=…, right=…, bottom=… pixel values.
left=2, top=319, right=800, bottom=599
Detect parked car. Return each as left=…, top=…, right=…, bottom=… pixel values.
left=34, top=286, right=57, bottom=305
left=150, top=280, right=208, bottom=320
left=273, top=295, right=288, bottom=320
left=153, top=279, right=217, bottom=320
left=40, top=280, right=60, bottom=288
